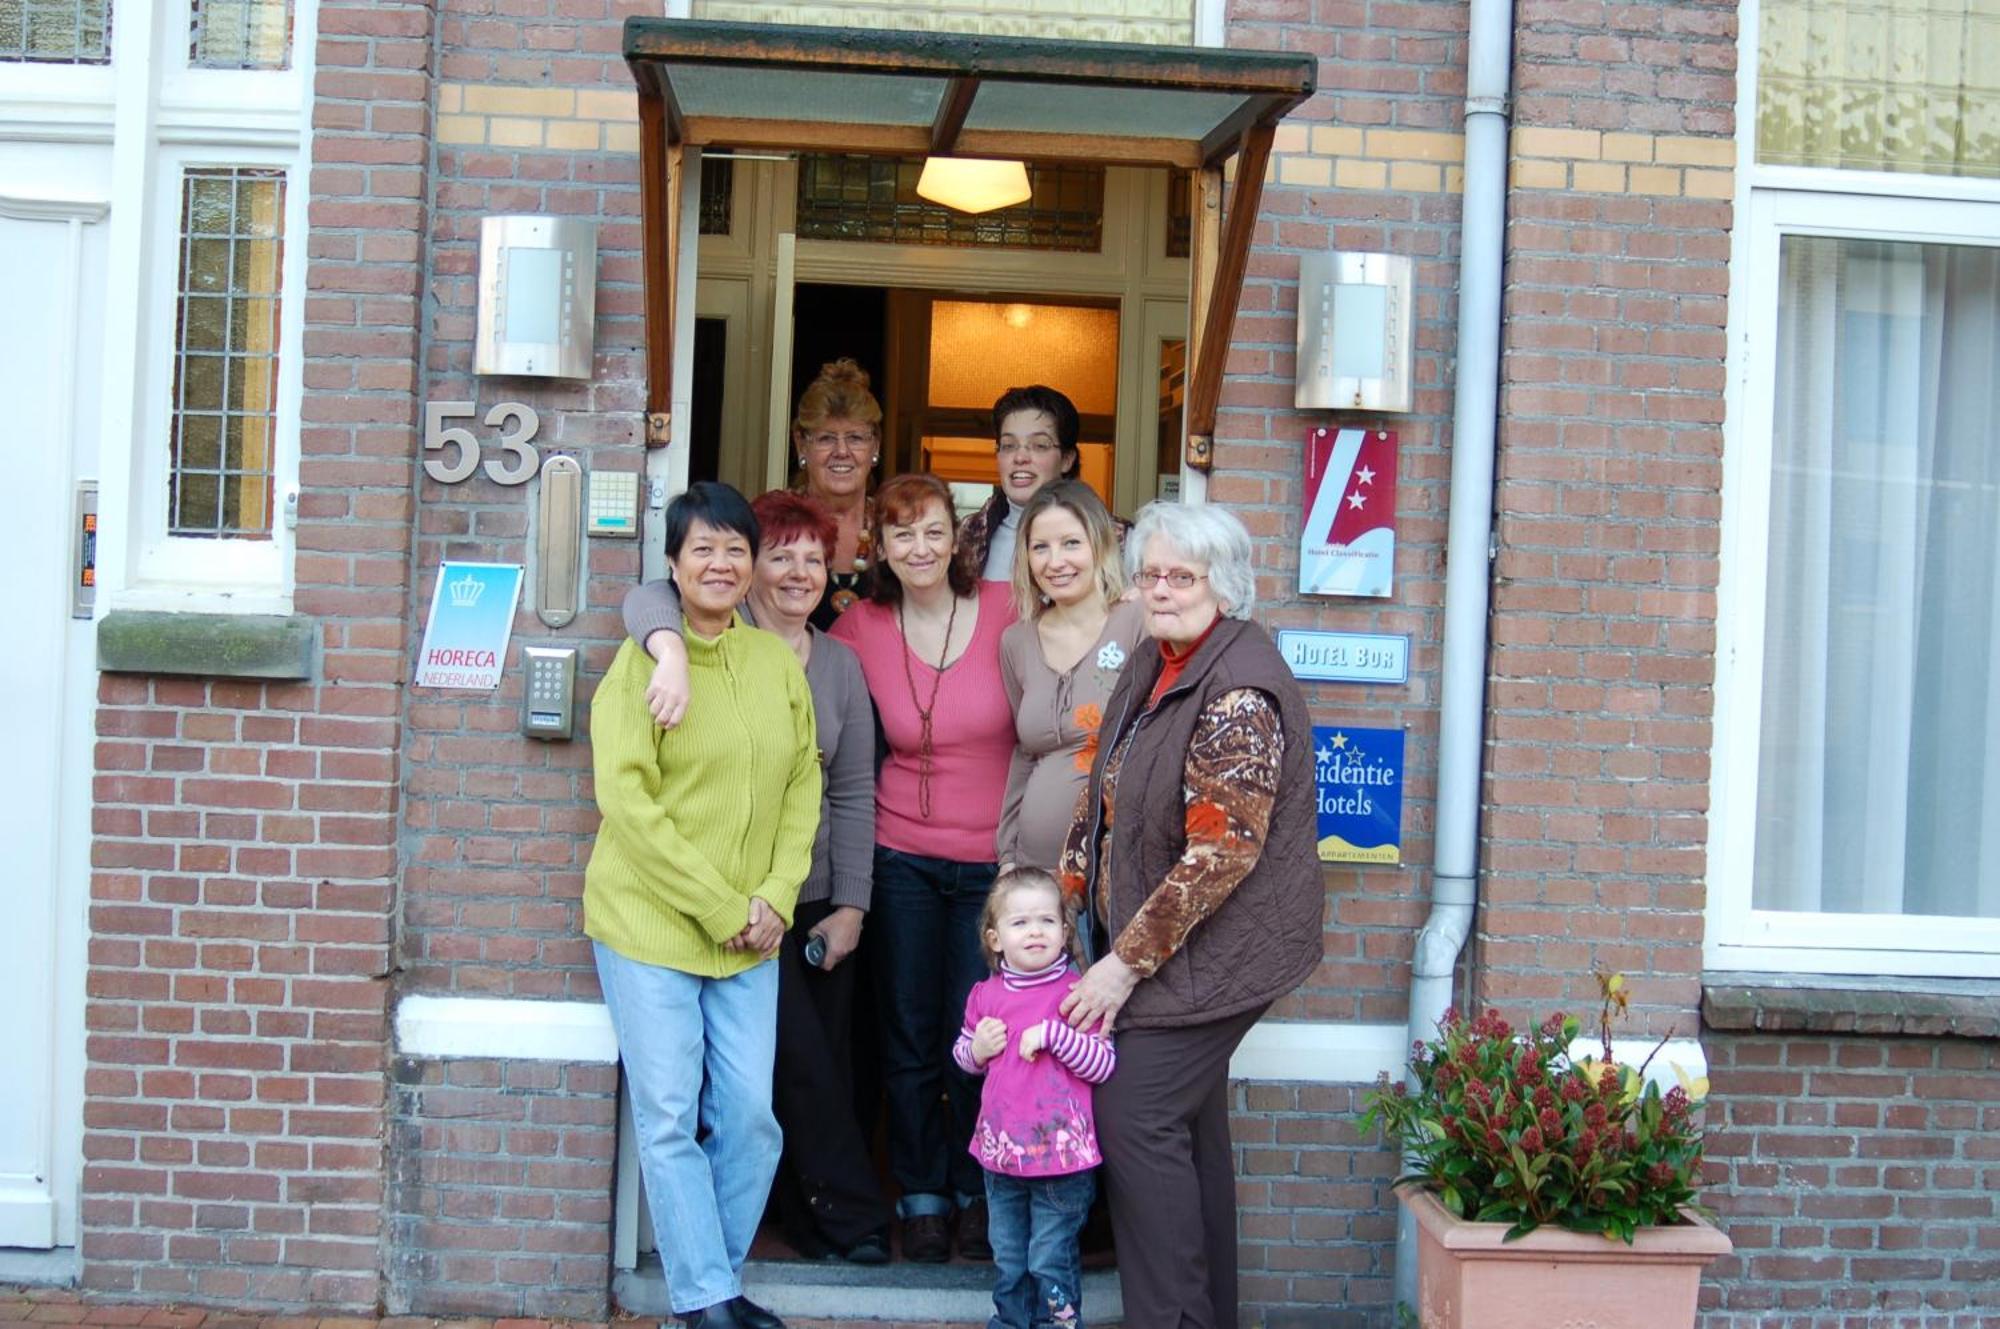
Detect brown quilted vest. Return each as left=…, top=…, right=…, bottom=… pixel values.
left=1078, top=617, right=1326, bottom=1030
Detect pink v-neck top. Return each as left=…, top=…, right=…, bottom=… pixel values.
left=830, top=581, right=1018, bottom=863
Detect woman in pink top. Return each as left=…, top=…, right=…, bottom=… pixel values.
left=828, top=472, right=1018, bottom=1264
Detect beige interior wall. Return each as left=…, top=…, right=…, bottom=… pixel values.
left=690, top=0, right=1194, bottom=46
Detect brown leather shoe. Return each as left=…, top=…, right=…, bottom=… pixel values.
left=902, top=1212, right=950, bottom=1263
left=956, top=1197, right=992, bottom=1262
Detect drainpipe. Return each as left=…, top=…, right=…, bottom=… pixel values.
left=1393, top=0, right=1513, bottom=1310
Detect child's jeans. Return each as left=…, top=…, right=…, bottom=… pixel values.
left=984, top=1168, right=1095, bottom=1329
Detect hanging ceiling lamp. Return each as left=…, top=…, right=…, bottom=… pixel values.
left=916, top=157, right=1032, bottom=214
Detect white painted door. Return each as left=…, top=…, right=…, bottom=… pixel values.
left=0, top=198, right=105, bottom=1249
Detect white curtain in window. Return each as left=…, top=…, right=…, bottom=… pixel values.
left=1755, top=235, right=2000, bottom=918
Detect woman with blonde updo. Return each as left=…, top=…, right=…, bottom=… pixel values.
left=790, top=358, right=883, bottom=624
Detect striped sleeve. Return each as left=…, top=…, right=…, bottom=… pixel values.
left=954, top=982, right=987, bottom=1075
left=952, top=1027, right=985, bottom=1076
left=1035, top=1018, right=1116, bottom=1084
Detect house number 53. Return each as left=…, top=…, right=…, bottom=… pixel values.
left=423, top=400, right=542, bottom=485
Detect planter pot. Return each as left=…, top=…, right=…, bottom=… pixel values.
left=1400, top=1188, right=1732, bottom=1329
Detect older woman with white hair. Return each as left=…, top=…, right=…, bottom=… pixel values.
left=1056, top=501, right=1325, bottom=1329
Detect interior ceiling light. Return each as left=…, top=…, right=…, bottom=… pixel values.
left=916, top=157, right=1032, bottom=214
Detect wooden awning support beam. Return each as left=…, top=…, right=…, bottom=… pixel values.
left=1183, top=123, right=1274, bottom=473
left=640, top=93, right=679, bottom=447
left=931, top=76, right=979, bottom=155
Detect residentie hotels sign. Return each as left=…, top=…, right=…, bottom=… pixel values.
left=1313, top=724, right=1404, bottom=864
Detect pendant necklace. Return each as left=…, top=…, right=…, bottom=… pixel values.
left=898, top=592, right=960, bottom=819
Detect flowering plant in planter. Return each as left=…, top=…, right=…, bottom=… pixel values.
left=1361, top=973, right=1711, bottom=1243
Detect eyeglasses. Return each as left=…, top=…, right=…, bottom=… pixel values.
left=996, top=439, right=1060, bottom=458
left=1135, top=569, right=1207, bottom=590
left=805, top=431, right=874, bottom=454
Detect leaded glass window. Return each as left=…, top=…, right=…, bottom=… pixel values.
left=699, top=155, right=734, bottom=236
left=795, top=154, right=1103, bottom=252
left=1165, top=168, right=1192, bottom=259
left=1758, top=0, right=2000, bottom=178
left=169, top=167, right=287, bottom=539
left=189, top=0, right=290, bottom=70
left=0, top=0, right=110, bottom=63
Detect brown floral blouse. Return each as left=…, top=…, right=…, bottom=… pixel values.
left=1059, top=686, right=1283, bottom=977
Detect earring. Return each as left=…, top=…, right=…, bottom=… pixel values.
left=870, top=455, right=879, bottom=465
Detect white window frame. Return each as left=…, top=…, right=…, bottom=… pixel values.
left=132, top=143, right=306, bottom=598
left=93, top=0, right=315, bottom=613
left=1709, top=0, right=2000, bottom=977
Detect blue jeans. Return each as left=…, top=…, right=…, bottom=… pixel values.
left=871, top=846, right=994, bottom=1216
left=985, top=1169, right=1094, bottom=1329
left=593, top=942, right=781, bottom=1315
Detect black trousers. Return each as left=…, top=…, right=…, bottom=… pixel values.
left=1095, top=1004, right=1267, bottom=1329
left=870, top=847, right=994, bottom=1209
left=768, top=898, right=891, bottom=1251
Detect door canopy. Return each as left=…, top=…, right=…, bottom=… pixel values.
left=624, top=17, right=1316, bottom=466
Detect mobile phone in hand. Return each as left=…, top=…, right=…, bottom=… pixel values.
left=803, top=933, right=828, bottom=968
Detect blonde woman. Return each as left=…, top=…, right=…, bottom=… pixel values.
left=997, top=480, right=1143, bottom=875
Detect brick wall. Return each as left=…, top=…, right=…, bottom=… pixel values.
left=400, top=0, right=654, bottom=1007
left=1168, top=0, right=1473, bottom=1308
left=1233, top=1085, right=1401, bottom=1328
left=1702, top=1031, right=2000, bottom=1327
left=1215, top=0, right=1462, bottom=1027
left=1479, top=0, right=1736, bottom=1033
left=79, top=0, right=433, bottom=1308
left=383, top=2, right=653, bottom=1317
left=385, top=1056, right=619, bottom=1316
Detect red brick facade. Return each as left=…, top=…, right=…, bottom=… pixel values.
left=68, top=0, right=1999, bottom=1322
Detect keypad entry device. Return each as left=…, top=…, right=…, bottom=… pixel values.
left=522, top=645, right=578, bottom=740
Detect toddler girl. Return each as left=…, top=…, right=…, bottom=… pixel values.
left=952, top=867, right=1116, bottom=1329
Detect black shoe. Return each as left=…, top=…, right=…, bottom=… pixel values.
left=728, top=1297, right=784, bottom=1329
left=956, top=1197, right=992, bottom=1262
left=902, top=1212, right=950, bottom=1263
left=675, top=1297, right=784, bottom=1329
left=834, top=1228, right=889, bottom=1265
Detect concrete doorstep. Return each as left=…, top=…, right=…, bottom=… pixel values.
left=615, top=1255, right=1123, bottom=1325
left=0, top=1282, right=1123, bottom=1329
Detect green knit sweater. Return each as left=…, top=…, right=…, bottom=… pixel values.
left=584, top=617, right=821, bottom=977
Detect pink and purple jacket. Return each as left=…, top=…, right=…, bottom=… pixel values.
left=952, top=961, right=1115, bottom=1177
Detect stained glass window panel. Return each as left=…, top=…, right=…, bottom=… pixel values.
left=189, top=0, right=290, bottom=70
left=0, top=0, right=110, bottom=64
left=169, top=167, right=286, bottom=539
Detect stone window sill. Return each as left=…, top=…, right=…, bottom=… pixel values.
left=97, top=609, right=315, bottom=681
left=1702, top=971, right=2000, bottom=1041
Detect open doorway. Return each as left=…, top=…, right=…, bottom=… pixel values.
left=622, top=24, right=1310, bottom=1315
left=778, top=281, right=1124, bottom=517
left=634, top=162, right=1213, bottom=1318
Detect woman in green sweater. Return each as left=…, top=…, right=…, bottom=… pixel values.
left=587, top=482, right=821, bottom=1329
